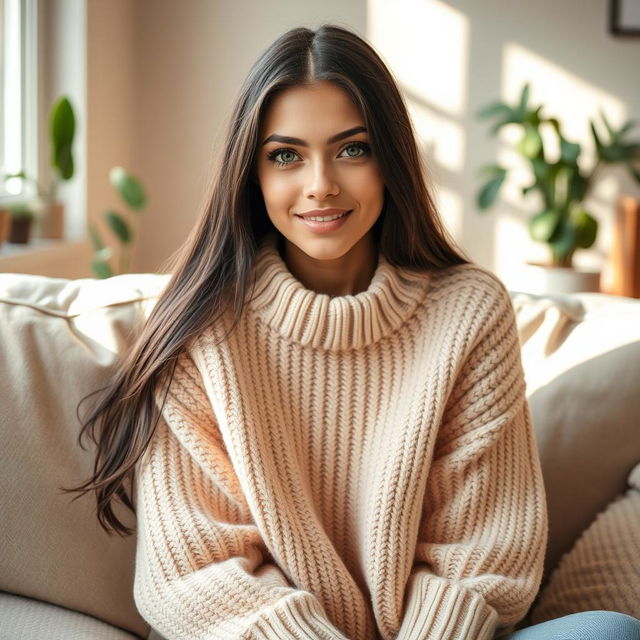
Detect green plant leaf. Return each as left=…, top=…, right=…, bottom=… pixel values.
left=88, top=221, right=105, bottom=252
left=528, top=105, right=544, bottom=127
left=590, top=120, right=603, bottom=150
left=475, top=101, right=512, bottom=120
left=5, top=170, right=27, bottom=179
left=109, top=167, right=147, bottom=211
left=547, top=117, right=561, bottom=135
left=599, top=109, right=617, bottom=143
left=559, top=138, right=580, bottom=165
left=9, top=202, right=35, bottom=218
left=600, top=143, right=630, bottom=163
left=528, top=209, right=561, bottom=242
left=518, top=83, right=530, bottom=114
left=477, top=169, right=507, bottom=210
left=548, top=217, right=577, bottom=263
left=477, top=163, right=506, bottom=178
left=54, top=142, right=74, bottom=180
left=530, top=157, right=554, bottom=209
left=567, top=170, right=589, bottom=203
left=105, top=210, right=132, bottom=244
left=573, top=209, right=598, bottom=249
left=91, top=259, right=113, bottom=279
left=517, top=125, right=542, bottom=158
left=49, top=97, right=75, bottom=179
left=617, top=119, right=639, bottom=140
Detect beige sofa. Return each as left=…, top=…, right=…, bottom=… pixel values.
left=1, top=271, right=639, bottom=639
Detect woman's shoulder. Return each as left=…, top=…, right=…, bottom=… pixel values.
left=428, top=261, right=512, bottom=310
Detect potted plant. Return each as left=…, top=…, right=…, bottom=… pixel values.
left=89, top=167, right=147, bottom=278
left=2, top=96, right=75, bottom=240
left=8, top=203, right=37, bottom=244
left=476, top=83, right=640, bottom=293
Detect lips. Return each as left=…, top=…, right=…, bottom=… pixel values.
left=294, top=209, right=353, bottom=233
left=295, top=208, right=351, bottom=218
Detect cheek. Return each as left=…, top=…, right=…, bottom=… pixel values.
left=351, top=166, right=385, bottom=201
left=260, top=173, right=295, bottom=205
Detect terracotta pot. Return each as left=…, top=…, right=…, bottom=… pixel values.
left=523, top=261, right=601, bottom=294
left=37, top=201, right=65, bottom=239
left=0, top=209, right=10, bottom=246
left=9, top=216, right=34, bottom=244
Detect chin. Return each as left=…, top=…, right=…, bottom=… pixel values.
left=286, top=230, right=361, bottom=260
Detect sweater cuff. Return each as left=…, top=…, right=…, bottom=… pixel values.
left=250, top=594, right=350, bottom=640
left=396, top=573, right=498, bottom=640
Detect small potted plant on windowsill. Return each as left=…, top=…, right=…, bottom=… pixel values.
left=8, top=203, right=37, bottom=244
left=2, top=96, right=75, bottom=240
left=476, top=83, right=640, bottom=294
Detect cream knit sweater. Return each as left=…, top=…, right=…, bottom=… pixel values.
left=133, top=231, right=548, bottom=640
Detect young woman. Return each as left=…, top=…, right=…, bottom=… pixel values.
left=66, top=24, right=640, bottom=640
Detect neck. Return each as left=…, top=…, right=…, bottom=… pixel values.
left=279, top=233, right=379, bottom=297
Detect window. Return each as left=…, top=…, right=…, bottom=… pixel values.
left=0, top=0, right=38, bottom=202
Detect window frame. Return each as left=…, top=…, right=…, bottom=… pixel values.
left=0, top=0, right=38, bottom=203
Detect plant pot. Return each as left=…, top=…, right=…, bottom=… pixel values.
left=0, top=209, right=11, bottom=246
left=9, top=217, right=34, bottom=244
left=37, top=201, right=65, bottom=239
left=523, top=261, right=601, bottom=294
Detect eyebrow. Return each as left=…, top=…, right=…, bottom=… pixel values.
left=261, top=125, right=368, bottom=147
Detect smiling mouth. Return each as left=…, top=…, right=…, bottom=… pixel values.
left=295, top=210, right=352, bottom=222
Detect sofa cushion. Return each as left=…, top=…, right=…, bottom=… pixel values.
left=528, top=462, right=640, bottom=623
left=0, top=591, right=142, bottom=639
left=0, top=272, right=169, bottom=639
left=510, top=291, right=640, bottom=585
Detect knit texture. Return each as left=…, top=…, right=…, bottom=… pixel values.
left=133, top=231, right=548, bottom=640
left=530, top=463, right=640, bottom=623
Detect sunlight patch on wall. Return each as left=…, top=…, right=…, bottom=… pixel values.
left=432, top=185, right=463, bottom=242
left=367, top=0, right=468, bottom=115
left=495, top=215, right=546, bottom=291
left=407, top=99, right=464, bottom=173
left=367, top=0, right=469, bottom=244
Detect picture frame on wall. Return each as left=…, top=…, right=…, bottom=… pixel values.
left=609, top=0, right=640, bottom=36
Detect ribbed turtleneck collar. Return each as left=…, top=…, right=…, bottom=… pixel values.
left=245, top=232, right=431, bottom=351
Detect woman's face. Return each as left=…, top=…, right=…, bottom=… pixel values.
left=256, top=80, right=385, bottom=263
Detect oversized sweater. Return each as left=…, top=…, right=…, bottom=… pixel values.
left=133, top=231, right=548, bottom=640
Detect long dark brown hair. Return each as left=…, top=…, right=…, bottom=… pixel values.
left=62, top=23, right=471, bottom=536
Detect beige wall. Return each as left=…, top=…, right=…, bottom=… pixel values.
left=85, top=0, right=138, bottom=275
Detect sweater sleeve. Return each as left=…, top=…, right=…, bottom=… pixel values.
left=133, top=351, right=349, bottom=640
left=396, top=282, right=548, bottom=640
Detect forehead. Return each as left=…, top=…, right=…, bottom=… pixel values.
left=260, top=81, right=364, bottom=137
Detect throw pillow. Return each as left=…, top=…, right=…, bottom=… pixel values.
left=528, top=461, right=640, bottom=623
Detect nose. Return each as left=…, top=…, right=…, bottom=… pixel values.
left=302, top=159, right=339, bottom=200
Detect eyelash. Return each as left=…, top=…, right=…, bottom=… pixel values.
left=266, top=141, right=371, bottom=167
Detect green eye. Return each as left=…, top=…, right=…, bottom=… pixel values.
left=342, top=142, right=370, bottom=158
left=266, top=141, right=371, bottom=167
left=267, top=148, right=300, bottom=166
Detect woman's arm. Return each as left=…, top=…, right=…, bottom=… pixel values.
left=396, top=283, right=548, bottom=640
left=133, top=352, right=348, bottom=640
